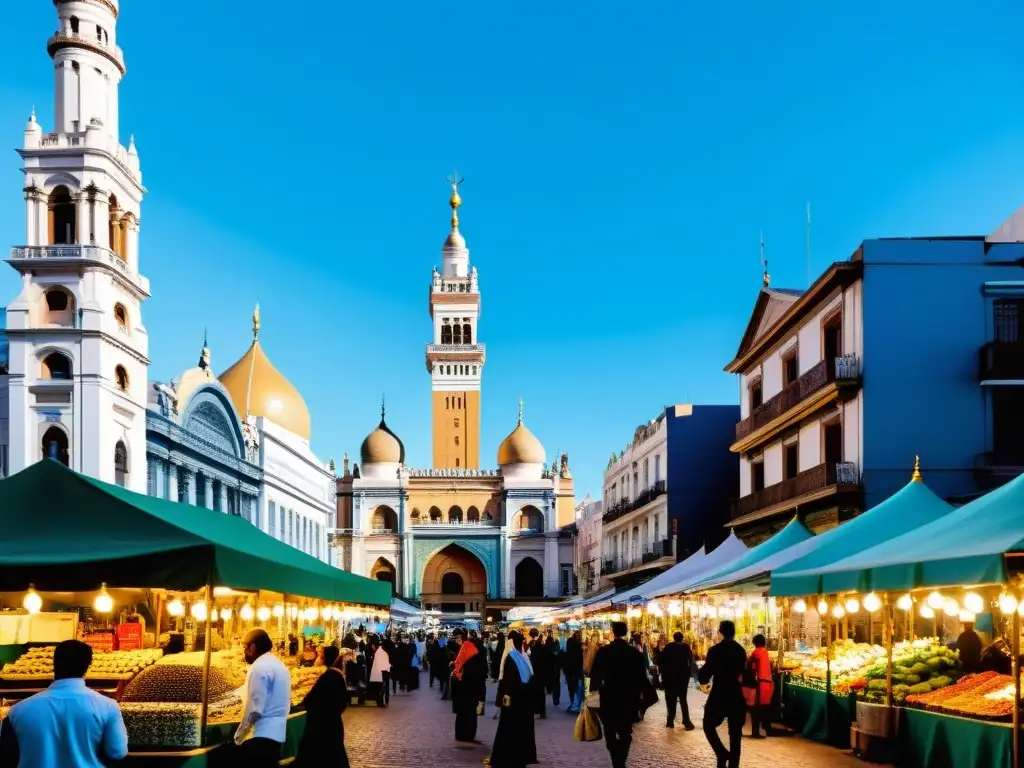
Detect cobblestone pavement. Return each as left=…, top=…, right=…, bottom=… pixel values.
left=341, top=676, right=867, bottom=768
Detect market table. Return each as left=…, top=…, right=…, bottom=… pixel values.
left=895, top=708, right=1011, bottom=768
left=779, top=682, right=855, bottom=747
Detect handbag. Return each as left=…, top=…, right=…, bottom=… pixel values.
left=640, top=672, right=659, bottom=710
left=574, top=704, right=603, bottom=742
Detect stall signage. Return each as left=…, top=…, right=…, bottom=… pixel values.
left=116, top=623, right=143, bottom=650
left=83, top=632, right=115, bottom=653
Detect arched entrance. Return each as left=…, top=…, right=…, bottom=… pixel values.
left=515, top=556, right=544, bottom=598
left=42, top=426, right=69, bottom=466
left=371, top=557, right=397, bottom=596
left=370, top=505, right=397, bottom=533
left=421, top=544, right=486, bottom=614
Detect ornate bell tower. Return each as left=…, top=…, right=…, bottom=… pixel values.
left=3, top=0, right=149, bottom=489
left=426, top=178, right=485, bottom=469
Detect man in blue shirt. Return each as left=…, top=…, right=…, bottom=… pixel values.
left=0, top=639, right=128, bottom=768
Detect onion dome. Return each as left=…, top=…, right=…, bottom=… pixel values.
left=360, top=401, right=405, bottom=465
left=497, top=399, right=545, bottom=466
left=219, top=304, right=312, bottom=441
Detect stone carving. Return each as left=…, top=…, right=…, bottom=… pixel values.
left=432, top=267, right=441, bottom=290
left=470, top=266, right=478, bottom=291
left=241, top=415, right=260, bottom=463
left=184, top=401, right=238, bottom=456
left=343, top=453, right=350, bottom=475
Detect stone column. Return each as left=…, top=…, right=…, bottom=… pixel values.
left=501, top=533, right=512, bottom=598
left=544, top=536, right=560, bottom=597
left=93, top=191, right=110, bottom=250
left=24, top=188, right=40, bottom=245
left=401, top=532, right=413, bottom=596
left=204, top=477, right=214, bottom=510
left=219, top=484, right=228, bottom=515
left=167, top=463, right=179, bottom=503
left=74, top=191, right=89, bottom=245
left=36, top=196, right=47, bottom=245
left=154, top=460, right=166, bottom=500
left=185, top=469, right=197, bottom=505
left=126, top=220, right=140, bottom=273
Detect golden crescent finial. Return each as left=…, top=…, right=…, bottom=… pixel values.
left=911, top=455, right=922, bottom=483
left=446, top=172, right=463, bottom=232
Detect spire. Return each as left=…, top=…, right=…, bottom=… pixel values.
left=446, top=171, right=464, bottom=233
left=198, top=327, right=210, bottom=370
left=517, top=397, right=524, bottom=425
left=911, top=455, right=923, bottom=483
left=760, top=230, right=770, bottom=287
left=380, top=394, right=387, bottom=425
left=252, top=302, right=261, bottom=341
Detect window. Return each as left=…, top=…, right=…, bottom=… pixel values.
left=654, top=455, right=662, bottom=484
left=114, top=365, right=129, bottom=392
left=464, top=324, right=472, bottom=343
left=750, top=376, right=763, bottom=410
left=453, top=324, right=462, bottom=344
left=279, top=506, right=285, bottom=539
left=114, top=303, right=128, bottom=330
left=783, top=349, right=799, bottom=387
left=823, top=311, right=842, bottom=363
left=643, top=519, right=650, bottom=548
left=447, top=365, right=451, bottom=375
left=114, top=441, right=128, bottom=487
left=41, top=352, right=72, bottom=380
left=455, top=457, right=460, bottom=467
left=288, top=509, right=294, bottom=544
left=269, top=501, right=277, bottom=537
left=441, top=322, right=452, bottom=345
left=643, top=459, right=649, bottom=489
left=46, top=291, right=69, bottom=312
left=654, top=516, right=660, bottom=543
left=70, top=15, right=79, bottom=33
left=472, top=365, right=477, bottom=375
left=995, top=299, right=1024, bottom=343
left=751, top=460, right=765, bottom=493
left=454, top=436, right=460, bottom=446
left=454, top=418, right=460, bottom=428
left=784, top=442, right=799, bottom=480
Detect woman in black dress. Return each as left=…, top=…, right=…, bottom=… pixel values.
left=295, top=646, right=350, bottom=768
left=487, top=631, right=537, bottom=768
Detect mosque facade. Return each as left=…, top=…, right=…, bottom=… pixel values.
left=332, top=184, right=577, bottom=614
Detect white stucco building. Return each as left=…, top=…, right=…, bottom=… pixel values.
left=1, top=0, right=149, bottom=491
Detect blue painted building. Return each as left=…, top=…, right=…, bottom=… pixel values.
left=726, top=207, right=1024, bottom=541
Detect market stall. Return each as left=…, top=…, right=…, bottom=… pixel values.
left=0, top=460, right=391, bottom=766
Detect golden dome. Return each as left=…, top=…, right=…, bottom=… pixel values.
left=218, top=306, right=311, bottom=441
left=360, top=411, right=405, bottom=466
left=497, top=400, right=545, bottom=465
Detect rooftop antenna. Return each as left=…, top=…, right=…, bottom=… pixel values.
left=806, top=202, right=812, bottom=287
left=760, top=229, right=770, bottom=287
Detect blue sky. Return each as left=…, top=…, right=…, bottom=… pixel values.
left=2, top=1, right=1024, bottom=498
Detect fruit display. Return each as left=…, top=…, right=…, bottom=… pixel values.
left=119, top=702, right=202, bottom=748
left=905, top=671, right=1017, bottom=720
left=121, top=663, right=235, bottom=703
left=0, top=647, right=162, bottom=681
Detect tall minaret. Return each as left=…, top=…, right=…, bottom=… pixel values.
left=3, top=0, right=148, bottom=490
left=426, top=177, right=486, bottom=469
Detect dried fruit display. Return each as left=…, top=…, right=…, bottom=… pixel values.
left=1, top=647, right=162, bottom=681
left=120, top=702, right=202, bottom=748
left=121, top=664, right=234, bottom=704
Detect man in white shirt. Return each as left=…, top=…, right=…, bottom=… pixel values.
left=0, top=640, right=127, bottom=768
left=234, top=628, right=291, bottom=766
left=368, top=637, right=391, bottom=707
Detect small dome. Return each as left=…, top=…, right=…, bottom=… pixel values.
left=360, top=415, right=405, bottom=465
left=25, top=110, right=40, bottom=134
left=498, top=416, right=545, bottom=466
left=444, top=230, right=466, bottom=250
left=219, top=340, right=311, bottom=441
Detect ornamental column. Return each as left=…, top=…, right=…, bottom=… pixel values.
left=204, top=477, right=213, bottom=509
left=501, top=532, right=512, bottom=598
left=167, top=463, right=179, bottom=502
left=154, top=460, right=166, bottom=500
left=544, top=535, right=560, bottom=597
left=219, top=484, right=228, bottom=514
left=74, top=191, right=89, bottom=244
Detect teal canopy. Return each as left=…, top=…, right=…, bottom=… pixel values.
left=770, top=477, right=952, bottom=597
left=0, top=460, right=391, bottom=606
left=685, top=517, right=814, bottom=593
left=777, top=472, right=1024, bottom=593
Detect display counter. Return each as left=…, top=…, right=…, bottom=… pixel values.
left=895, top=708, right=1011, bottom=768
left=779, top=680, right=855, bottom=747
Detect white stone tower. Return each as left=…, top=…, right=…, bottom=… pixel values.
left=3, top=0, right=149, bottom=490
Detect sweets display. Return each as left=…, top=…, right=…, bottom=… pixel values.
left=0, top=647, right=163, bottom=680
left=120, top=702, right=203, bottom=748
left=121, top=664, right=235, bottom=704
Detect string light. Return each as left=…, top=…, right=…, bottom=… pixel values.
left=190, top=602, right=208, bottom=622
left=23, top=586, right=42, bottom=614
left=220, top=606, right=233, bottom=622
left=792, top=599, right=807, bottom=614
left=926, top=591, right=944, bottom=610
left=862, top=594, right=881, bottom=613
left=896, top=594, right=913, bottom=611
left=256, top=606, right=271, bottom=622
left=668, top=601, right=682, bottom=617
left=93, top=584, right=113, bottom=614
left=919, top=604, right=935, bottom=619
left=831, top=604, right=846, bottom=619
left=167, top=598, right=185, bottom=617
left=272, top=604, right=284, bottom=618
left=240, top=603, right=255, bottom=621
left=845, top=598, right=860, bottom=614
left=964, top=593, right=985, bottom=614
left=817, top=599, right=828, bottom=615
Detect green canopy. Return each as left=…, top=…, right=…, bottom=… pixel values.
left=770, top=476, right=952, bottom=597
left=686, top=517, right=813, bottom=592
left=0, top=461, right=390, bottom=606
left=777, top=471, right=1024, bottom=593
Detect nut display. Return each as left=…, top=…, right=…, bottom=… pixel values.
left=120, top=703, right=202, bottom=748
left=121, top=664, right=234, bottom=704
left=1, top=647, right=162, bottom=681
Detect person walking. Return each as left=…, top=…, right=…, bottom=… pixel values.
left=294, top=645, right=350, bottom=768
left=744, top=634, right=775, bottom=738
left=543, top=630, right=562, bottom=708
left=485, top=631, right=538, bottom=768
left=563, top=629, right=585, bottom=713
left=451, top=630, right=487, bottom=743
left=368, top=637, right=391, bottom=707
left=0, top=640, right=128, bottom=768
left=659, top=631, right=695, bottom=730
left=589, top=621, right=646, bottom=768
left=234, top=629, right=292, bottom=767
left=698, top=620, right=748, bottom=768
left=526, top=628, right=549, bottom=718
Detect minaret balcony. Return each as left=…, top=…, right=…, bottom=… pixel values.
left=425, top=343, right=486, bottom=366
left=9, top=245, right=149, bottom=296
left=47, top=32, right=125, bottom=74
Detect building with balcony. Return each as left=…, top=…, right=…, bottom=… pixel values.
left=599, top=404, right=738, bottom=589
left=574, top=495, right=603, bottom=596
left=330, top=185, right=577, bottom=616
left=726, top=208, right=1024, bottom=540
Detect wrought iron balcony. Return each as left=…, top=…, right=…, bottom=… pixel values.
left=979, top=342, right=1024, bottom=381
left=602, top=539, right=674, bottom=576
left=601, top=480, right=667, bottom=524
left=730, top=461, right=859, bottom=522
left=9, top=245, right=149, bottom=295
left=735, top=355, right=860, bottom=444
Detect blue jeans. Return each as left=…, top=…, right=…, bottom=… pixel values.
left=568, top=678, right=584, bottom=711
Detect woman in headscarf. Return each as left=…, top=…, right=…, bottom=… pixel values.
left=451, top=630, right=487, bottom=743
left=294, top=646, right=350, bottom=768
left=485, top=631, right=538, bottom=768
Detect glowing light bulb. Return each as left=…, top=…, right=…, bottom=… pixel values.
left=288, top=605, right=299, bottom=620
left=792, top=599, right=807, bottom=614
left=959, top=610, right=976, bottom=623
left=845, top=598, right=860, bottom=614
left=23, top=587, right=42, bottom=615
left=999, top=593, right=1019, bottom=614
left=817, top=599, right=828, bottom=615
left=943, top=599, right=960, bottom=617
left=93, top=584, right=113, bottom=614
left=964, top=592, right=985, bottom=614
left=926, top=591, right=944, bottom=610
left=896, top=594, right=913, bottom=611
left=610, top=613, right=620, bottom=622
left=240, top=603, right=255, bottom=621
left=668, top=601, right=682, bottom=617
left=191, top=602, right=208, bottom=622
left=256, top=606, right=271, bottom=622
left=167, top=599, right=185, bottom=617
left=272, top=604, right=284, bottom=618
left=919, top=604, right=935, bottom=619
left=862, top=593, right=881, bottom=613
left=220, top=606, right=232, bottom=622
left=832, top=605, right=845, bottom=619
left=210, top=608, right=219, bottom=622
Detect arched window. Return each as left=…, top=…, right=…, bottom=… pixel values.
left=467, top=506, right=480, bottom=523
left=42, top=288, right=75, bottom=327
left=514, top=557, right=544, bottom=598
left=70, top=15, right=79, bottom=33
left=108, top=193, right=120, bottom=255
left=410, top=508, right=421, bottom=522
left=446, top=365, right=451, bottom=375
left=114, top=365, right=129, bottom=392
left=441, top=572, right=464, bottom=595
left=371, top=505, right=397, bottom=533
left=463, top=324, right=472, bottom=343
left=41, top=352, right=72, bottom=380
left=48, top=186, right=76, bottom=245
left=448, top=506, right=463, bottom=523
left=46, top=290, right=69, bottom=312
left=518, top=507, right=543, bottom=531
left=441, top=324, right=452, bottom=345
left=114, top=440, right=128, bottom=487
left=429, top=506, right=442, bottom=522
left=42, top=426, right=69, bottom=466
left=113, top=303, right=128, bottom=330
left=453, top=324, right=462, bottom=344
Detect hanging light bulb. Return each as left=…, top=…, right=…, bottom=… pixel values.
left=896, top=594, right=913, bottom=611
left=323, top=607, right=334, bottom=621
left=23, top=586, right=42, bottom=615
left=256, top=606, right=271, bottom=622
left=288, top=605, right=299, bottom=620
left=959, top=610, right=976, bottom=623
left=919, top=604, right=935, bottom=619
left=964, top=592, right=985, bottom=614
left=999, top=593, right=1019, bottom=614
left=210, top=608, right=219, bottom=622
left=845, top=598, right=860, bottom=614
left=191, top=601, right=208, bottom=622
left=240, top=603, right=255, bottom=621
left=792, top=599, right=808, bottom=614
left=942, top=599, right=960, bottom=617
left=93, top=584, right=114, bottom=614
left=862, top=593, right=881, bottom=613
left=817, top=599, right=829, bottom=615
left=831, top=604, right=846, bottom=619
left=167, top=598, right=185, bottom=617
left=304, top=607, right=319, bottom=621
left=272, top=604, right=284, bottom=618
left=668, top=601, right=682, bottom=617
left=220, top=606, right=233, bottom=622
left=926, top=591, right=944, bottom=610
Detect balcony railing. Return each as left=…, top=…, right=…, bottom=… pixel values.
left=9, top=246, right=150, bottom=294
left=411, top=518, right=498, bottom=527
left=736, top=355, right=860, bottom=443
left=369, top=528, right=396, bottom=536
left=48, top=32, right=125, bottom=72
left=602, top=539, right=674, bottom=575
left=426, top=343, right=486, bottom=354
left=730, top=461, right=859, bottom=521
left=602, top=480, right=667, bottom=524
left=979, top=342, right=1024, bottom=381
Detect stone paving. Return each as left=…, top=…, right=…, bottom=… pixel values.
left=341, top=676, right=867, bottom=768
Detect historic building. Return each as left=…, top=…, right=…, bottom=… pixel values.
left=0, top=0, right=149, bottom=491
left=332, top=184, right=577, bottom=613
left=599, top=404, right=738, bottom=590
left=574, top=495, right=603, bottom=596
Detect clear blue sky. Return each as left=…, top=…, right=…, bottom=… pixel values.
left=2, top=1, right=1023, bottom=498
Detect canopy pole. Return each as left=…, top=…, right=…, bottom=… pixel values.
left=824, top=597, right=832, bottom=698
left=1013, top=607, right=1020, bottom=768
left=153, top=594, right=163, bottom=650
left=198, top=583, right=214, bottom=747
left=884, top=592, right=893, bottom=709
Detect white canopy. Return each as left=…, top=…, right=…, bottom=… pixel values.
left=626, top=533, right=749, bottom=602
left=390, top=597, right=423, bottom=618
